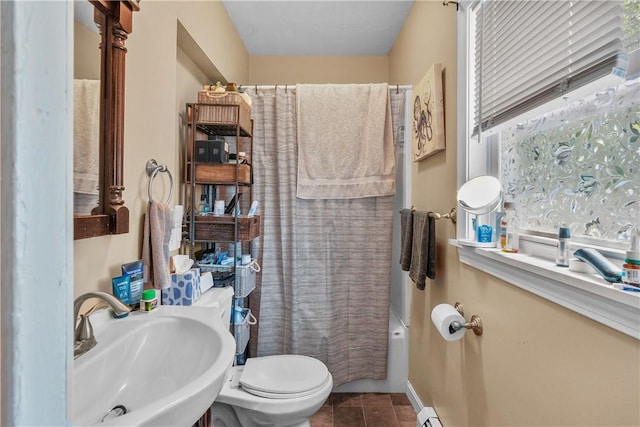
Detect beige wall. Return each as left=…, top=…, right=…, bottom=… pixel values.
left=74, top=21, right=100, bottom=80
left=249, top=55, right=389, bottom=84
left=73, top=0, right=249, bottom=297
left=390, top=2, right=640, bottom=426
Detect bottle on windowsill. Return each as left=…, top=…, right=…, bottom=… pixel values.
left=500, top=202, right=519, bottom=253
left=622, top=228, right=640, bottom=288
left=556, top=226, right=571, bottom=267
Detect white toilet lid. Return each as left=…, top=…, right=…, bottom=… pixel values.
left=239, top=355, right=329, bottom=397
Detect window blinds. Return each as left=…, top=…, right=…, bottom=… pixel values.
left=473, top=0, right=627, bottom=132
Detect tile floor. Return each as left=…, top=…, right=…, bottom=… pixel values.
left=310, top=392, right=417, bottom=427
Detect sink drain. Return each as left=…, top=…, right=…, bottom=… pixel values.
left=101, top=405, right=127, bottom=423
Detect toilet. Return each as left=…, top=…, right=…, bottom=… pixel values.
left=195, top=287, right=333, bottom=427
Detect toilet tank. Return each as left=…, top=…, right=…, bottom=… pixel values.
left=194, top=286, right=234, bottom=326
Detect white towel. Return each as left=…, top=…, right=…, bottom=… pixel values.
left=296, top=83, right=395, bottom=199
left=168, top=205, right=183, bottom=251
left=73, top=79, right=100, bottom=195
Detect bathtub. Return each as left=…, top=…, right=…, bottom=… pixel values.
left=333, top=307, right=408, bottom=393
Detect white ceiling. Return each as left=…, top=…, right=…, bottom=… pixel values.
left=221, top=0, right=415, bottom=55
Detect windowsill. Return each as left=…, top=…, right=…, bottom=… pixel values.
left=450, top=237, right=640, bottom=340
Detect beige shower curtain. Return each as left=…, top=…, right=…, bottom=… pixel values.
left=249, top=86, right=404, bottom=386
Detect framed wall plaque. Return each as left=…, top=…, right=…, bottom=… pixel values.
left=412, top=63, right=445, bottom=161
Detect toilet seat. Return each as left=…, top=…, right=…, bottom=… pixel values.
left=238, top=355, right=329, bottom=399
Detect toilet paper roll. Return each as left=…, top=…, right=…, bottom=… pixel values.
left=431, top=303, right=467, bottom=341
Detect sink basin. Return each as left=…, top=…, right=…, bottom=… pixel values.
left=71, top=304, right=235, bottom=426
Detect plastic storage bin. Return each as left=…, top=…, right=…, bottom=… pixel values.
left=234, top=261, right=259, bottom=298
left=234, top=308, right=251, bottom=354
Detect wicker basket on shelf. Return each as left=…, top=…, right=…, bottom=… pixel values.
left=193, top=91, right=252, bottom=132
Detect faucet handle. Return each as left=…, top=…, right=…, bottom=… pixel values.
left=75, top=314, right=94, bottom=341
left=74, top=314, right=98, bottom=359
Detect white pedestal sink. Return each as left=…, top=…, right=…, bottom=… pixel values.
left=71, top=304, right=235, bottom=426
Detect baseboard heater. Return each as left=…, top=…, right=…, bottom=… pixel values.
left=417, top=407, right=443, bottom=427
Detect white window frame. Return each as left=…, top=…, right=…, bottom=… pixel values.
left=455, top=1, right=640, bottom=340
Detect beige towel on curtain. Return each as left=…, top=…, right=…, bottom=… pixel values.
left=73, top=79, right=100, bottom=195
left=142, top=202, right=173, bottom=290
left=296, top=83, right=395, bottom=199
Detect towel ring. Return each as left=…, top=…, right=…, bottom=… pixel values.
left=146, top=159, right=173, bottom=205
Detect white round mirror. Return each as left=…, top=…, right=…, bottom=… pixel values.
left=457, top=175, right=502, bottom=215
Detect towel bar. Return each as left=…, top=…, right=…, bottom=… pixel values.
left=146, top=159, right=173, bottom=205
left=428, top=208, right=457, bottom=224
left=400, top=207, right=457, bottom=224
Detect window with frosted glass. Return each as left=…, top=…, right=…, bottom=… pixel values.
left=501, top=78, right=640, bottom=243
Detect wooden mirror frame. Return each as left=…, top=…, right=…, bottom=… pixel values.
left=74, top=0, right=138, bottom=239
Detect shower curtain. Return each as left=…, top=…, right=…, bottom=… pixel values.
left=248, top=86, right=406, bottom=386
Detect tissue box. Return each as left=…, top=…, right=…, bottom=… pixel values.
left=162, top=268, right=202, bottom=306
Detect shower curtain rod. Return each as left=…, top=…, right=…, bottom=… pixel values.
left=243, top=84, right=412, bottom=93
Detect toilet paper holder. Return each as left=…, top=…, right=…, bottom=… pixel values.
left=451, top=302, right=483, bottom=336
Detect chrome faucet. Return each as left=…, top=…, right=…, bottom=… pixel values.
left=73, top=291, right=131, bottom=359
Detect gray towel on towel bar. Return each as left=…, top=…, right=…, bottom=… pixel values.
left=400, top=209, right=414, bottom=271
left=409, top=211, right=436, bottom=289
